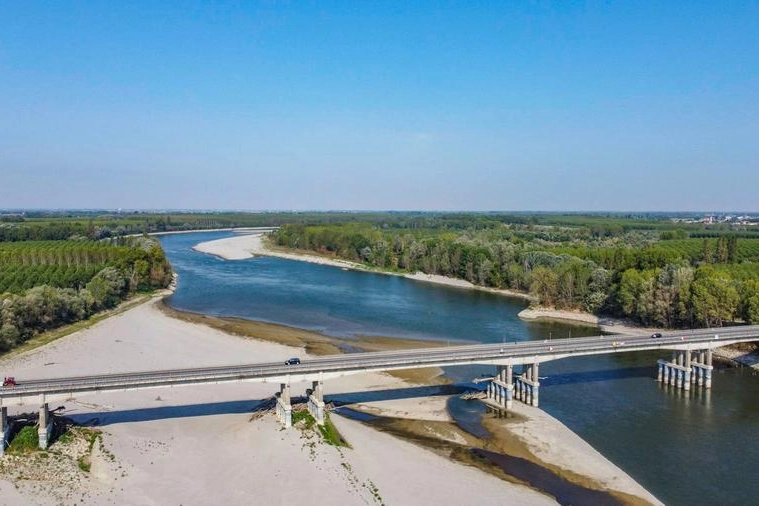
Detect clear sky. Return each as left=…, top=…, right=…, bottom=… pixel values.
left=1, top=1, right=757, bottom=212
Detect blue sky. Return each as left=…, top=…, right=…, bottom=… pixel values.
left=1, top=1, right=757, bottom=211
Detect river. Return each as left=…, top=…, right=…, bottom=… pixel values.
left=161, top=231, right=759, bottom=506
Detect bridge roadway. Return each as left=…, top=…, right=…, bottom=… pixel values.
left=2, top=324, right=758, bottom=407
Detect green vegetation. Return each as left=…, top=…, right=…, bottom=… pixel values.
left=318, top=415, right=350, bottom=448
left=76, top=429, right=101, bottom=472
left=6, top=426, right=39, bottom=454
left=0, top=228, right=172, bottom=354
left=271, top=215, right=759, bottom=329
left=292, top=409, right=316, bottom=430
left=292, top=409, right=349, bottom=447
left=3, top=210, right=757, bottom=331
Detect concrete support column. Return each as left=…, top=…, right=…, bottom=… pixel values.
left=505, top=383, right=513, bottom=410
left=532, top=363, right=540, bottom=407
left=705, top=350, right=713, bottom=389
left=312, top=380, right=323, bottom=403
left=657, top=362, right=663, bottom=383
left=524, top=366, right=532, bottom=405
left=684, top=352, right=692, bottom=391
left=276, top=383, right=292, bottom=428
left=38, top=400, right=52, bottom=449
left=307, top=380, right=326, bottom=426
left=0, top=406, right=8, bottom=456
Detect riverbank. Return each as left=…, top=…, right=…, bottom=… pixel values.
left=517, top=307, right=664, bottom=336
left=0, top=268, right=662, bottom=504
left=192, top=232, right=536, bottom=301
left=0, top=298, right=561, bottom=505
left=190, top=232, right=662, bottom=504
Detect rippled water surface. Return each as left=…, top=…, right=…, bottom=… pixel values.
left=161, top=231, right=759, bottom=506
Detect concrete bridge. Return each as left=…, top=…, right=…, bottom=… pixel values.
left=2, top=324, right=758, bottom=452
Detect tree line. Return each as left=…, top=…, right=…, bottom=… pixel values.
left=272, top=223, right=759, bottom=329
left=0, top=236, right=172, bottom=352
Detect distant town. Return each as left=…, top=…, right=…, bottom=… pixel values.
left=673, top=214, right=759, bottom=225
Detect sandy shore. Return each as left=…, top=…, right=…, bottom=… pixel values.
left=193, top=233, right=536, bottom=300
left=0, top=298, right=568, bottom=505
left=517, top=307, right=665, bottom=336
left=189, top=233, right=661, bottom=503
left=194, top=233, right=668, bottom=338
left=0, top=286, right=663, bottom=504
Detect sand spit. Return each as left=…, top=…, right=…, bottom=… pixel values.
left=517, top=307, right=664, bottom=336
left=193, top=233, right=535, bottom=299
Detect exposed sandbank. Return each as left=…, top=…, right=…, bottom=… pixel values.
left=0, top=293, right=662, bottom=504
left=0, top=298, right=558, bottom=505
left=516, top=307, right=664, bottom=336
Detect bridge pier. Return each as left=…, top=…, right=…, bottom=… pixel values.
left=514, top=363, right=540, bottom=407
left=0, top=406, right=9, bottom=455
left=307, top=379, right=325, bottom=426
left=276, top=382, right=292, bottom=428
left=657, top=349, right=713, bottom=392
left=486, top=365, right=514, bottom=410
left=38, top=397, right=52, bottom=449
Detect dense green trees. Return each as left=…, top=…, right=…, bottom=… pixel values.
left=0, top=236, right=172, bottom=352
left=272, top=222, right=759, bottom=329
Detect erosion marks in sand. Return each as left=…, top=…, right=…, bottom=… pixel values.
left=343, top=409, right=651, bottom=506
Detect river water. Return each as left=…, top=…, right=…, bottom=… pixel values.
left=161, top=231, right=759, bottom=506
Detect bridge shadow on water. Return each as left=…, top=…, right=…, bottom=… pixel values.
left=538, top=366, right=654, bottom=387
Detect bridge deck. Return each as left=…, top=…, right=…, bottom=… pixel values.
left=1, top=325, right=756, bottom=406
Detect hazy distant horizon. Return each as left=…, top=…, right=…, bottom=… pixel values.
left=2, top=208, right=757, bottom=216
left=2, top=3, right=757, bottom=211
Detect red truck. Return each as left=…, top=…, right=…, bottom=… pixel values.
left=3, top=377, right=17, bottom=387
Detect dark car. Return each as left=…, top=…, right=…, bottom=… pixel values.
left=651, top=332, right=663, bottom=339
left=285, top=358, right=301, bottom=365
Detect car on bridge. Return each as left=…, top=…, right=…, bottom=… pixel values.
left=2, top=377, right=17, bottom=387
left=284, top=358, right=301, bottom=365
left=651, top=332, right=663, bottom=338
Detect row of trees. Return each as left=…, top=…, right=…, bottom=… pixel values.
left=272, top=223, right=759, bottom=329
left=0, top=238, right=172, bottom=352
left=0, top=239, right=170, bottom=293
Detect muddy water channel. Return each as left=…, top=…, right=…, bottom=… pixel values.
left=162, top=231, right=759, bottom=506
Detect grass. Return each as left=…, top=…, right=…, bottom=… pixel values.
left=6, top=426, right=39, bottom=455
left=292, top=410, right=350, bottom=448
left=292, top=409, right=316, bottom=430
left=318, top=414, right=350, bottom=448
left=73, top=428, right=101, bottom=473
left=77, top=456, right=91, bottom=472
